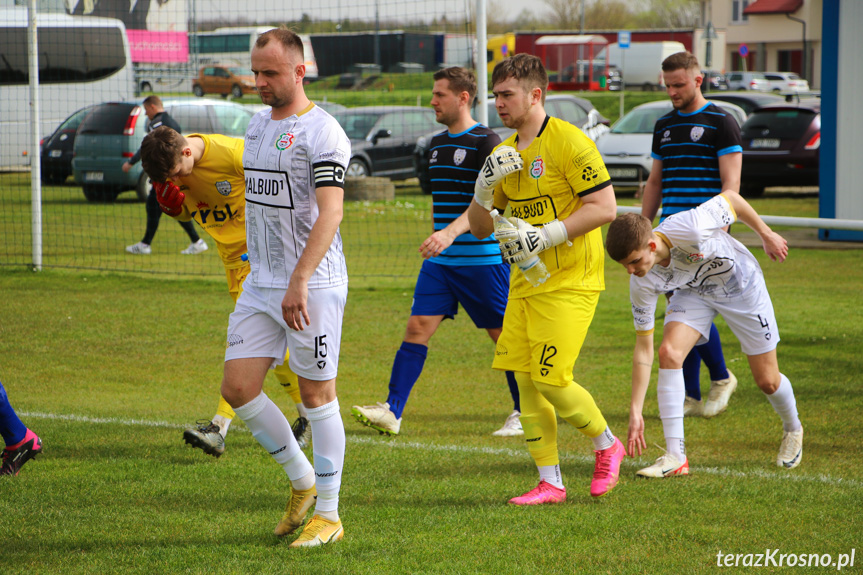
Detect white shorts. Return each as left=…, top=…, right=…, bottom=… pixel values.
left=665, top=272, right=779, bottom=356
left=224, top=282, right=347, bottom=381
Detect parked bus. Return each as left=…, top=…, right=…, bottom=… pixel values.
left=0, top=8, right=134, bottom=169
left=190, top=27, right=319, bottom=81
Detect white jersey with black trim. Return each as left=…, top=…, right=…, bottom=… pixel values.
left=629, top=194, right=763, bottom=333
left=243, top=104, right=351, bottom=290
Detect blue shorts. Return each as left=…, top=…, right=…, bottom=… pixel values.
left=411, top=260, right=509, bottom=329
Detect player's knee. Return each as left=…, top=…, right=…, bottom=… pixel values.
left=658, top=341, right=687, bottom=369
left=755, top=373, right=781, bottom=394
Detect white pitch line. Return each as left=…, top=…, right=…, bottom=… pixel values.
left=21, top=411, right=860, bottom=489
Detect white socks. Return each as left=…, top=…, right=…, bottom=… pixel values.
left=307, top=399, right=345, bottom=522
left=657, top=368, right=686, bottom=462
left=296, top=402, right=308, bottom=419
left=212, top=414, right=232, bottom=438
left=591, top=426, right=616, bottom=451
left=232, top=392, right=312, bottom=480
left=765, top=373, right=802, bottom=432
left=538, top=464, right=564, bottom=489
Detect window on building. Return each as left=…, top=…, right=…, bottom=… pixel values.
left=732, top=0, right=750, bottom=23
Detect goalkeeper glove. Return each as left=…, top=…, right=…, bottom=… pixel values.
left=494, top=218, right=569, bottom=264
left=153, top=181, right=185, bottom=217
left=473, top=145, right=524, bottom=210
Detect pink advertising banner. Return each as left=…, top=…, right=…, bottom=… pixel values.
left=127, top=30, right=189, bottom=63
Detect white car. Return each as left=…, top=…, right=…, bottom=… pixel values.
left=763, top=72, right=810, bottom=93
left=596, top=100, right=746, bottom=189
left=726, top=71, right=771, bottom=92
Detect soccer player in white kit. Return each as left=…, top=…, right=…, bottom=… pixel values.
left=220, top=28, right=350, bottom=548
left=605, top=192, right=804, bottom=477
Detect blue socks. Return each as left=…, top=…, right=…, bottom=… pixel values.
left=683, top=323, right=730, bottom=400
left=505, top=371, right=520, bottom=412
left=387, top=342, right=428, bottom=419
left=385, top=345, right=521, bottom=419
left=0, top=381, right=27, bottom=447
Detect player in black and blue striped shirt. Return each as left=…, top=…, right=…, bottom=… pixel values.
left=641, top=51, right=742, bottom=422
left=351, top=67, right=521, bottom=438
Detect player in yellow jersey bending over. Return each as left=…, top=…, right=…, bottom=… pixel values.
left=141, top=125, right=310, bottom=456
left=467, top=53, right=625, bottom=503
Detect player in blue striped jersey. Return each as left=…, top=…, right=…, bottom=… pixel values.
left=641, top=51, right=742, bottom=418
left=351, top=67, right=521, bottom=437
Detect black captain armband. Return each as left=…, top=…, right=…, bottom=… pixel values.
left=313, top=161, right=347, bottom=189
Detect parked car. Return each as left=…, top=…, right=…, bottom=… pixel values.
left=330, top=106, right=438, bottom=180
left=739, top=98, right=820, bottom=197
left=192, top=65, right=256, bottom=99
left=725, top=71, right=771, bottom=92
left=40, top=105, right=95, bottom=184
left=700, top=70, right=729, bottom=93
left=72, top=98, right=254, bottom=202
left=596, top=99, right=746, bottom=189
left=763, top=71, right=810, bottom=93
left=414, top=94, right=610, bottom=194
left=704, top=91, right=785, bottom=115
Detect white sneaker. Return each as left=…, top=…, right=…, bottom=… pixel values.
left=125, top=241, right=151, bottom=255
left=492, top=410, right=523, bottom=437
left=702, top=370, right=738, bottom=418
left=181, top=239, right=208, bottom=255
left=683, top=396, right=704, bottom=417
left=351, top=402, right=401, bottom=436
left=636, top=453, right=690, bottom=478
left=777, top=428, right=803, bottom=469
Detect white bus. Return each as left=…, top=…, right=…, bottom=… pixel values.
left=190, top=27, right=319, bottom=81
left=0, top=8, right=134, bottom=169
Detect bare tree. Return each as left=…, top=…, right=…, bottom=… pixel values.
left=487, top=0, right=515, bottom=34
left=585, top=0, right=636, bottom=29
left=634, top=0, right=701, bottom=28
left=542, top=0, right=583, bottom=30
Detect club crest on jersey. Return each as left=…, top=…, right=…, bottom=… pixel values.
left=275, top=132, right=295, bottom=150
left=215, top=180, right=231, bottom=196
left=529, top=157, right=544, bottom=179
left=686, top=252, right=705, bottom=263
left=453, top=148, right=466, bottom=166
left=690, top=126, right=705, bottom=142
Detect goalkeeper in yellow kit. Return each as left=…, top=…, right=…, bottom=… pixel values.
left=140, top=125, right=310, bottom=456
left=467, top=54, right=625, bottom=502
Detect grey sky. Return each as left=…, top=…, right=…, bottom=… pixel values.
left=205, top=0, right=544, bottom=27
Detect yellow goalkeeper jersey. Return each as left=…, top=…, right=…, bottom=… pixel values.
left=170, top=134, right=247, bottom=269
left=492, top=116, right=611, bottom=298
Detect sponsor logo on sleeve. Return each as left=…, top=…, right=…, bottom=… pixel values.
left=582, top=166, right=600, bottom=182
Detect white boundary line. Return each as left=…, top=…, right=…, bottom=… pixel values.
left=21, top=411, right=860, bottom=489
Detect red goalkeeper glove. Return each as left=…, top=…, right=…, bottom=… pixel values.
left=153, top=181, right=185, bottom=217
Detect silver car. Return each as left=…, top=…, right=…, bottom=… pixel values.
left=596, top=100, right=746, bottom=189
